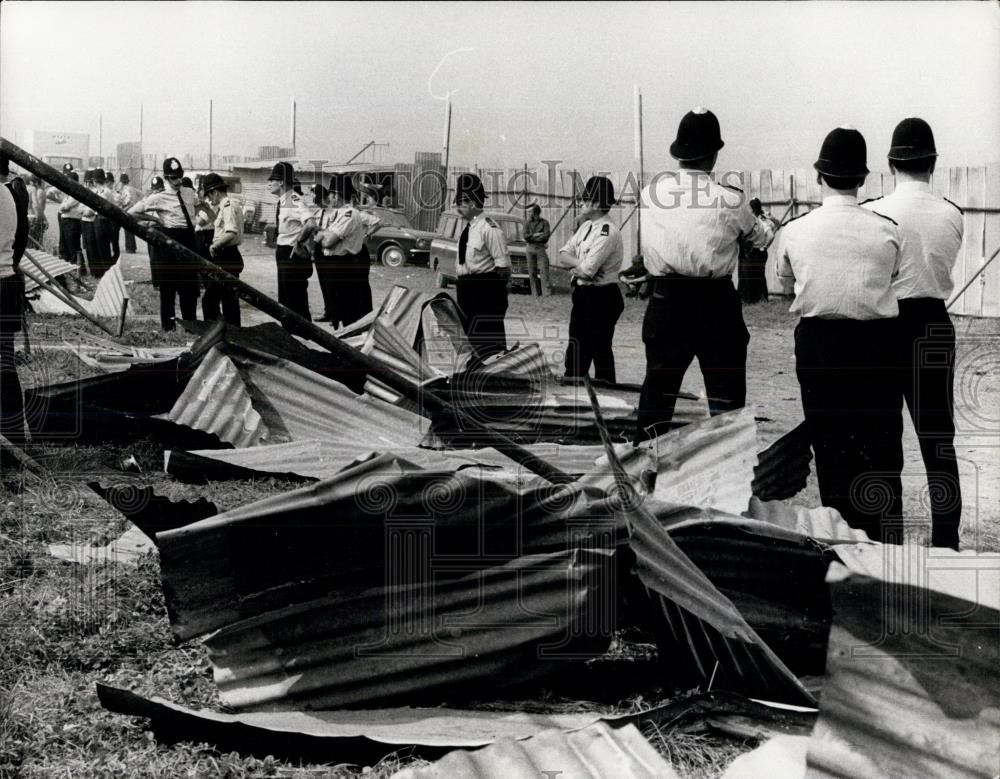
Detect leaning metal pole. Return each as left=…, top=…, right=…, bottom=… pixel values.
left=1, top=137, right=572, bottom=484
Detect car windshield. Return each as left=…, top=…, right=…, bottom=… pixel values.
left=498, top=219, right=523, bottom=242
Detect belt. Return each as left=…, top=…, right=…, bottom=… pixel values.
left=652, top=273, right=733, bottom=282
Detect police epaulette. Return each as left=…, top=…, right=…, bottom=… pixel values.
left=943, top=197, right=964, bottom=215
left=600, top=223, right=610, bottom=236
left=859, top=196, right=883, bottom=205
left=484, top=217, right=499, bottom=228
left=872, top=211, right=898, bottom=226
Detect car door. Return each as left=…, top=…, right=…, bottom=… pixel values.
left=430, top=214, right=459, bottom=281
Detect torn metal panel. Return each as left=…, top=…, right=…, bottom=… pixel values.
left=744, top=496, right=871, bottom=544
left=805, top=559, right=1000, bottom=779
left=20, top=248, right=79, bottom=292
left=721, top=735, right=810, bottom=779
left=70, top=335, right=187, bottom=373
left=164, top=346, right=268, bottom=447
left=751, top=422, right=812, bottom=501
left=478, top=342, right=553, bottom=379
left=362, top=316, right=448, bottom=402
left=391, top=723, right=678, bottom=779
left=420, top=295, right=474, bottom=376
left=48, top=525, right=155, bottom=566
left=31, top=261, right=128, bottom=318
left=375, top=284, right=433, bottom=347
left=625, top=500, right=817, bottom=706
left=205, top=548, right=613, bottom=710
left=87, top=481, right=218, bottom=541
left=96, top=683, right=605, bottom=765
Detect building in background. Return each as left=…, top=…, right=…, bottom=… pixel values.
left=29, top=130, right=89, bottom=171
left=256, top=145, right=294, bottom=161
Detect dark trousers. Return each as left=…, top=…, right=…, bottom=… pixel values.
left=898, top=298, right=962, bottom=548
left=456, top=271, right=508, bottom=364
left=637, top=276, right=749, bottom=440
left=795, top=316, right=904, bottom=542
left=110, top=223, right=121, bottom=260
left=315, top=249, right=373, bottom=328
left=195, top=230, right=213, bottom=258
left=0, top=276, right=25, bottom=443
left=81, top=220, right=97, bottom=273
left=565, top=283, right=625, bottom=383
left=275, top=245, right=312, bottom=322
left=91, top=216, right=114, bottom=277
left=202, top=245, right=244, bottom=327
left=158, top=227, right=200, bottom=331
left=60, top=217, right=83, bottom=265
left=738, top=248, right=769, bottom=304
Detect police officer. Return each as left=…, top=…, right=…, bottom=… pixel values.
left=268, top=161, right=315, bottom=321
left=453, top=173, right=511, bottom=363
left=128, top=159, right=200, bottom=330
left=50, top=162, right=75, bottom=261
left=56, top=171, right=84, bottom=268
left=636, top=108, right=773, bottom=441
left=316, top=176, right=381, bottom=327
left=90, top=168, right=115, bottom=274
left=200, top=173, right=244, bottom=327
left=308, top=183, right=339, bottom=323
left=79, top=170, right=98, bottom=276
left=558, top=176, right=625, bottom=384
left=117, top=174, right=141, bottom=253
left=861, top=118, right=964, bottom=549
left=778, top=126, right=905, bottom=542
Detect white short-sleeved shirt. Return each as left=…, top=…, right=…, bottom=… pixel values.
left=641, top=170, right=773, bottom=278
left=559, top=215, right=623, bottom=286
left=320, top=206, right=380, bottom=256
left=862, top=180, right=963, bottom=301
left=457, top=213, right=510, bottom=276
left=778, top=194, right=903, bottom=320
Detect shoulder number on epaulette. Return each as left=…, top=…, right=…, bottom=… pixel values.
left=600, top=223, right=610, bottom=236
left=343, top=209, right=353, bottom=218
left=484, top=217, right=499, bottom=228
left=943, top=197, right=964, bottom=215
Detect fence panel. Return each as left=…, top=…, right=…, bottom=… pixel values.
left=982, top=163, right=1000, bottom=317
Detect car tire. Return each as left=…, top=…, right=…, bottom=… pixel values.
left=380, top=244, right=406, bottom=268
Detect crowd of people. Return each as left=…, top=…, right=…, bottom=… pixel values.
left=0, top=109, right=967, bottom=549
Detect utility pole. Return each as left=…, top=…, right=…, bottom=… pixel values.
left=208, top=99, right=214, bottom=171
left=443, top=91, right=453, bottom=185
left=290, top=96, right=297, bottom=157
left=634, top=85, right=645, bottom=256
left=99, top=114, right=103, bottom=167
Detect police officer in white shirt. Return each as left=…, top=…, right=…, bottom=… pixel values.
left=200, top=173, right=244, bottom=327
left=453, top=173, right=511, bottom=364
left=90, top=169, right=115, bottom=275
left=557, top=176, right=625, bottom=384
left=128, top=158, right=200, bottom=330
left=268, top=161, right=315, bottom=322
left=778, top=127, right=905, bottom=542
left=56, top=170, right=84, bottom=268
left=117, top=174, right=141, bottom=253
left=861, top=118, right=964, bottom=549
left=636, top=108, right=773, bottom=441
left=316, top=176, right=381, bottom=327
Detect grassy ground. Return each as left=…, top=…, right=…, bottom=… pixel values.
left=3, top=239, right=998, bottom=777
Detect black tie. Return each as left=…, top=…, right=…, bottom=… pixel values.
left=458, top=222, right=470, bottom=265
left=275, top=199, right=281, bottom=227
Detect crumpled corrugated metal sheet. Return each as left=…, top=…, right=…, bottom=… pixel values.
left=420, top=296, right=474, bottom=376
left=48, top=525, right=155, bottom=566
left=478, top=342, right=553, bottom=379
left=625, top=500, right=818, bottom=706
left=744, top=496, right=871, bottom=544
left=161, top=344, right=433, bottom=450
left=87, top=480, right=219, bottom=541
left=751, top=422, right=812, bottom=500
left=805, top=557, right=1000, bottom=779
left=362, top=316, right=448, bottom=402
left=158, top=454, right=616, bottom=642
left=164, top=439, right=614, bottom=484
left=164, top=346, right=268, bottom=447
left=96, top=683, right=608, bottom=765
left=21, top=249, right=80, bottom=291
left=31, top=261, right=128, bottom=318
left=390, top=722, right=678, bottom=779
left=205, top=547, right=613, bottom=710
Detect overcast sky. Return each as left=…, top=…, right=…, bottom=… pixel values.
left=2, top=1, right=998, bottom=173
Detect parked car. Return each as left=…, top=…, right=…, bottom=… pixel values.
left=430, top=211, right=531, bottom=292
left=362, top=207, right=436, bottom=267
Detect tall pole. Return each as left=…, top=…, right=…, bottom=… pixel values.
left=99, top=114, right=103, bottom=167
left=634, top=85, right=645, bottom=257
left=290, top=96, right=297, bottom=157
left=208, top=99, right=213, bottom=171
left=443, top=92, right=453, bottom=189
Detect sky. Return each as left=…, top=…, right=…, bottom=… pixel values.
left=2, top=1, right=998, bottom=174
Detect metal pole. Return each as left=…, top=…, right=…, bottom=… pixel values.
left=636, top=88, right=644, bottom=255
left=99, top=114, right=103, bottom=166
left=0, top=136, right=571, bottom=485
left=947, top=245, right=1000, bottom=310
left=209, top=99, right=213, bottom=171
left=443, top=93, right=452, bottom=183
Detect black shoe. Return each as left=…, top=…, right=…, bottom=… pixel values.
left=316, top=314, right=333, bottom=323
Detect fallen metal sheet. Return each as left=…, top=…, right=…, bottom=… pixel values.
left=751, top=422, right=812, bottom=500
left=165, top=439, right=632, bottom=484
left=70, top=336, right=187, bottom=373
left=805, top=559, right=1000, bottom=779
left=662, top=509, right=835, bottom=676
left=32, top=261, right=128, bottom=318
left=161, top=344, right=432, bottom=450
left=362, top=316, right=448, bottom=402
left=478, top=341, right=553, bottom=379
left=48, top=525, right=155, bottom=566
left=375, top=284, right=434, bottom=347
left=164, top=346, right=269, bottom=447
left=182, top=319, right=367, bottom=394
left=625, top=498, right=817, bottom=706
left=720, top=735, right=810, bottom=779
left=159, top=453, right=612, bottom=641
left=390, top=722, right=678, bottom=779
left=96, top=683, right=605, bottom=765
left=87, top=480, right=218, bottom=541
left=420, top=295, right=474, bottom=376
left=205, top=548, right=613, bottom=710
left=744, top=496, right=871, bottom=544
left=645, top=408, right=756, bottom=513
left=20, top=248, right=79, bottom=292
